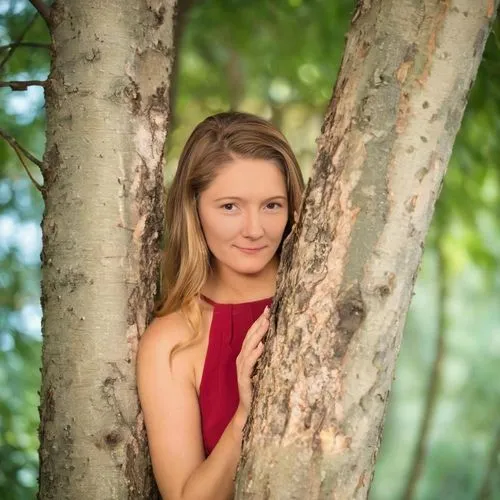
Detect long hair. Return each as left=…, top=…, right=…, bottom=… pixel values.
left=155, top=111, right=305, bottom=359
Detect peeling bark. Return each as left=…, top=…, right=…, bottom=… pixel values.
left=38, top=1, right=176, bottom=498
left=236, top=1, right=499, bottom=498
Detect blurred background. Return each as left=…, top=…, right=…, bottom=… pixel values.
left=1, top=0, right=499, bottom=498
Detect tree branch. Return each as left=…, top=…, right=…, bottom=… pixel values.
left=168, top=0, right=198, bottom=130
left=29, top=0, right=51, bottom=29
left=0, top=128, right=44, bottom=192
left=402, top=234, right=448, bottom=500
left=0, top=80, right=47, bottom=91
left=0, top=42, right=50, bottom=50
left=476, top=425, right=500, bottom=500
left=0, top=13, right=38, bottom=73
left=0, top=129, right=44, bottom=168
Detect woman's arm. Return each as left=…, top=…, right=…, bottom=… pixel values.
left=180, top=408, right=245, bottom=500
left=137, top=310, right=268, bottom=500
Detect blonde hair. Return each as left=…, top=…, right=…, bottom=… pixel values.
left=155, top=111, right=304, bottom=359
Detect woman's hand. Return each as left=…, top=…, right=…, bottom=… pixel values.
left=234, top=306, right=270, bottom=427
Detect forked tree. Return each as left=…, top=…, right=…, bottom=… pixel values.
left=28, top=0, right=498, bottom=498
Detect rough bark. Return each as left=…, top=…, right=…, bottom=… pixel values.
left=236, top=1, right=499, bottom=499
left=38, top=1, right=176, bottom=498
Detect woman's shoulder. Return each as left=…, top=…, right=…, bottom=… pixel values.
left=138, top=302, right=212, bottom=371
left=139, top=310, right=192, bottom=354
left=136, top=312, right=197, bottom=388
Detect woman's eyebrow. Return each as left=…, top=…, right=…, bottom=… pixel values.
left=213, top=195, right=287, bottom=202
left=265, top=195, right=287, bottom=201
left=214, top=196, right=244, bottom=202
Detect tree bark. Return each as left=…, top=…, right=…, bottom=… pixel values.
left=236, top=1, right=499, bottom=499
left=38, top=1, right=176, bottom=498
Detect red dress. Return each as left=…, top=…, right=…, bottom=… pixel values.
left=199, top=295, right=273, bottom=456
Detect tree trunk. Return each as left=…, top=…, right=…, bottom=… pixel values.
left=236, top=1, right=498, bottom=499
left=38, top=1, right=176, bottom=498
left=476, top=425, right=500, bottom=500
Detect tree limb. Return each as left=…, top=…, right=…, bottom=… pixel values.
left=0, top=13, right=38, bottom=73
left=476, top=425, right=500, bottom=500
left=168, top=0, right=198, bottom=130
left=29, top=0, right=51, bottom=29
left=0, top=128, right=44, bottom=192
left=0, top=129, right=44, bottom=168
left=0, top=80, right=47, bottom=91
left=0, top=42, right=50, bottom=50
left=402, top=235, right=448, bottom=500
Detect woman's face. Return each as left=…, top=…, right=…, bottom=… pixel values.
left=197, top=156, right=289, bottom=276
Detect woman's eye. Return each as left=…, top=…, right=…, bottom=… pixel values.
left=266, top=202, right=282, bottom=210
left=222, top=203, right=235, bottom=211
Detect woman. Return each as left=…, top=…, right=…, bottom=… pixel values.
left=137, top=111, right=305, bottom=499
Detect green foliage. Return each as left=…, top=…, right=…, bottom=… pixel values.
left=168, top=0, right=354, bottom=177
left=1, top=1, right=499, bottom=499
left=1, top=1, right=47, bottom=498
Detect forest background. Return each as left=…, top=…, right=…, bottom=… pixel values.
left=1, top=1, right=499, bottom=499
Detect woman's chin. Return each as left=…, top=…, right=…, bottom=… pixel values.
left=214, top=248, right=279, bottom=276
left=231, top=262, right=268, bottom=276
left=226, top=254, right=275, bottom=276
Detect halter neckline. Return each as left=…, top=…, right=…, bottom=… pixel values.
left=200, top=294, right=273, bottom=307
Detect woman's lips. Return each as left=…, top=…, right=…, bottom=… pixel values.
left=235, top=246, right=266, bottom=254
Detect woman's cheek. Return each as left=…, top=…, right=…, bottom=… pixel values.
left=214, top=215, right=242, bottom=241
left=274, top=213, right=289, bottom=239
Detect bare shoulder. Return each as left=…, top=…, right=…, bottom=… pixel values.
left=140, top=311, right=192, bottom=348
left=137, top=311, right=194, bottom=378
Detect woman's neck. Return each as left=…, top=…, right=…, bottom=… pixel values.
left=203, top=257, right=278, bottom=304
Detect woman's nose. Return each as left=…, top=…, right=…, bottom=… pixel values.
left=241, top=211, right=264, bottom=239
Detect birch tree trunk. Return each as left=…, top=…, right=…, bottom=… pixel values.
left=236, top=1, right=499, bottom=498
left=38, top=1, right=176, bottom=498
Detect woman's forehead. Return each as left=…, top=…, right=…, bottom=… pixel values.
left=205, top=157, right=287, bottom=196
